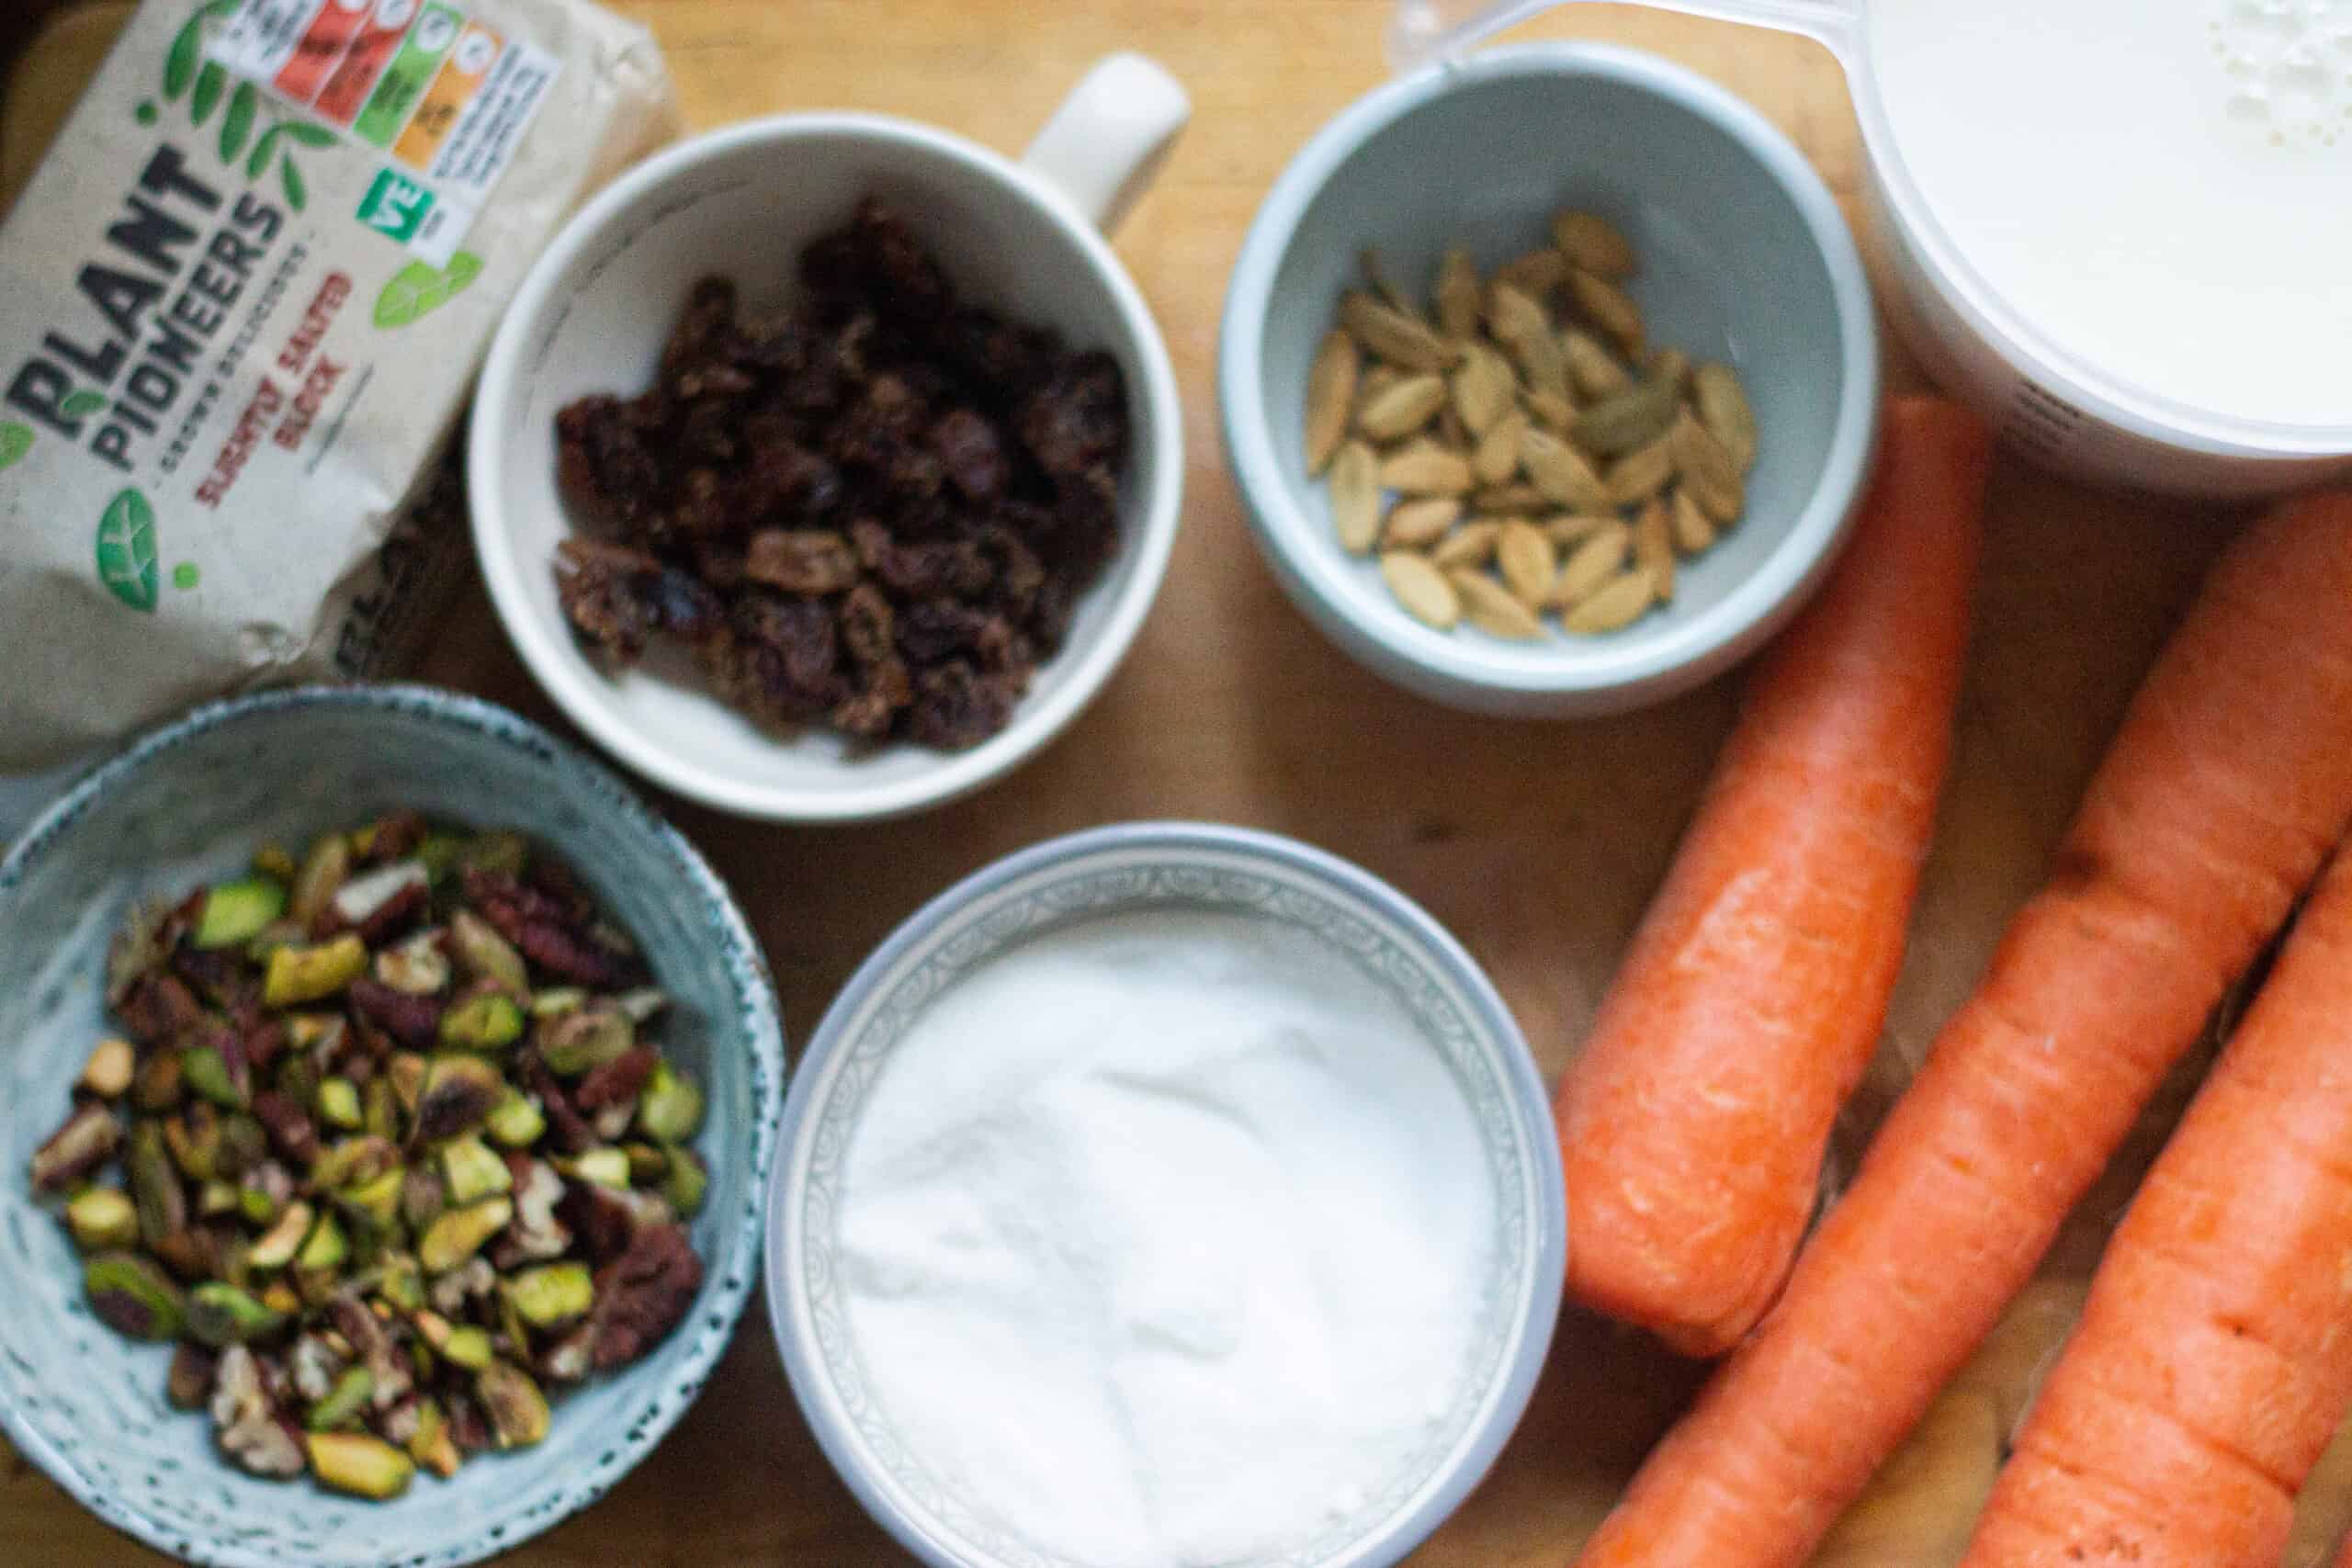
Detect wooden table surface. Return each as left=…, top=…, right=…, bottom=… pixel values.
left=0, top=1, right=2285, bottom=1563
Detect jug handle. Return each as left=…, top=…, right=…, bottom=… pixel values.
left=1388, top=0, right=1859, bottom=72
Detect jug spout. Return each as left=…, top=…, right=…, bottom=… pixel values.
left=1388, top=0, right=1859, bottom=73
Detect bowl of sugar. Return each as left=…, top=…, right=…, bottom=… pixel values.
left=765, top=822, right=1565, bottom=1568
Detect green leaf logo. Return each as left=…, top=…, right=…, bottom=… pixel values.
left=154, top=4, right=332, bottom=200
left=0, top=422, right=32, bottom=472
left=60, top=389, right=107, bottom=420
left=374, top=252, right=484, bottom=329
left=96, top=489, right=159, bottom=614
left=219, top=82, right=258, bottom=163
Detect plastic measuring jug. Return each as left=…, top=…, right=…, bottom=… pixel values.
left=1391, top=0, right=2352, bottom=499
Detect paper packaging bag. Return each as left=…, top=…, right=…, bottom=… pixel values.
left=0, top=0, right=679, bottom=771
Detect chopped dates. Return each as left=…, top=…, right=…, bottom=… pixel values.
left=553, top=196, right=1130, bottom=750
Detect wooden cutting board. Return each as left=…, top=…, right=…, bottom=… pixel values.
left=8, top=3, right=2343, bottom=1565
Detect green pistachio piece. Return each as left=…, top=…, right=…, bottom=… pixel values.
left=193, top=878, right=287, bottom=950
left=130, top=1121, right=187, bottom=1247
left=374, top=1252, right=424, bottom=1313
left=636, top=1062, right=704, bottom=1144
left=164, top=1103, right=221, bottom=1181
left=249, top=1200, right=315, bottom=1269
left=413, top=1310, right=493, bottom=1371
left=662, top=1145, right=709, bottom=1219
left=85, top=1252, right=186, bottom=1340
left=243, top=919, right=308, bottom=964
left=437, top=991, right=525, bottom=1053
left=297, top=1212, right=347, bottom=1273
left=538, top=1006, right=632, bottom=1077
left=441, top=1135, right=512, bottom=1206
left=186, top=1280, right=288, bottom=1347
left=417, top=1197, right=511, bottom=1274
left=505, top=1263, right=593, bottom=1328
left=338, top=1168, right=406, bottom=1235
left=407, top=1398, right=461, bottom=1478
left=166, top=1342, right=216, bottom=1408
left=414, top=1055, right=503, bottom=1143
left=253, top=842, right=298, bottom=882
left=288, top=833, right=351, bottom=929
left=66, top=1188, right=140, bottom=1251
left=275, top=1052, right=321, bottom=1114
left=560, top=1147, right=630, bottom=1190
left=305, top=1364, right=374, bottom=1431
left=452, top=831, right=527, bottom=879
left=316, top=1078, right=362, bottom=1131
left=526, top=987, right=586, bottom=1020
left=306, top=1431, right=413, bottom=1500
left=484, top=1089, right=546, bottom=1149
left=623, top=1143, right=668, bottom=1185
left=414, top=832, right=465, bottom=883
left=198, top=1179, right=242, bottom=1218
left=448, top=910, right=528, bottom=995
left=219, top=1113, right=266, bottom=1178
left=313, top=1135, right=397, bottom=1191
left=264, top=935, right=368, bottom=1008
left=183, top=1046, right=245, bottom=1111
left=387, top=1053, right=428, bottom=1118
left=238, top=1185, right=279, bottom=1226
left=363, top=1077, right=400, bottom=1142
left=476, top=1359, right=549, bottom=1450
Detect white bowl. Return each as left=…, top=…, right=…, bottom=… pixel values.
left=765, top=822, right=1567, bottom=1568
left=1218, top=45, right=1880, bottom=717
left=469, top=75, right=1187, bottom=822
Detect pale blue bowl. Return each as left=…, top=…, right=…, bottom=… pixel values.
left=766, top=822, right=1566, bottom=1568
left=1220, top=43, right=1881, bottom=717
left=0, top=686, right=786, bottom=1568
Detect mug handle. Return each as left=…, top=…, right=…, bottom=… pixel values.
left=1020, top=52, right=1193, bottom=233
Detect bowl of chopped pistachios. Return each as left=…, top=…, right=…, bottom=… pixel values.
left=1218, top=42, right=1881, bottom=717
left=0, top=685, right=786, bottom=1568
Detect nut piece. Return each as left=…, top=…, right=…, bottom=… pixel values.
left=1472, top=407, right=1526, bottom=489
left=288, top=835, right=352, bottom=929
left=1496, top=247, right=1570, bottom=298
left=263, top=935, right=368, bottom=1008
left=1568, top=268, right=1645, bottom=357
left=414, top=1055, right=505, bottom=1145
left=247, top=1201, right=316, bottom=1270
left=1671, top=489, right=1719, bottom=555
left=1383, top=497, right=1462, bottom=549
left=662, top=1145, right=709, bottom=1218
left=31, top=1103, right=120, bottom=1191
left=1355, top=373, right=1447, bottom=442
left=538, top=1005, right=634, bottom=1077
left=1555, top=523, right=1633, bottom=608
left=1304, top=330, right=1358, bottom=475
left=67, top=1188, right=140, bottom=1252
left=374, top=931, right=451, bottom=998
left=1430, top=521, right=1503, bottom=570
left=80, top=1038, right=136, bottom=1100
left=476, top=1360, right=551, bottom=1450
left=307, top=1431, right=414, bottom=1500
left=415, top=1309, right=495, bottom=1371
left=1566, top=567, right=1659, bottom=635
left=1328, top=440, right=1382, bottom=556
left=1561, top=329, right=1631, bottom=400
left=1552, top=210, right=1637, bottom=279
left=507, top=1262, right=595, bottom=1329
left=1449, top=344, right=1517, bottom=435
left=1669, top=408, right=1746, bottom=523
left=85, top=1252, right=186, bottom=1339
left=1496, top=521, right=1556, bottom=610
left=1604, top=435, right=1676, bottom=507
left=1340, top=290, right=1454, bottom=372
left=1521, top=427, right=1609, bottom=513
left=1434, top=246, right=1482, bottom=340
left=441, top=1135, right=514, bottom=1207
left=1377, top=441, right=1473, bottom=497
left=1571, top=373, right=1679, bottom=458
left=408, top=1400, right=461, bottom=1480
left=1450, top=570, right=1546, bottom=641
left=419, top=1197, right=514, bottom=1275
left=166, top=1342, right=218, bottom=1409
left=437, top=991, right=525, bottom=1053
left=1634, top=498, right=1677, bottom=603
left=448, top=911, right=527, bottom=997
left=305, top=1364, right=374, bottom=1431
left=1693, top=361, right=1758, bottom=473
left=1380, top=552, right=1461, bottom=629
left=486, top=1089, right=548, bottom=1149
left=187, top=1280, right=289, bottom=1347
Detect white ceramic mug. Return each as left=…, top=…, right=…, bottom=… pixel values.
left=469, top=56, right=1189, bottom=821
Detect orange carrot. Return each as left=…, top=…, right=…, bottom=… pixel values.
left=1556, top=397, right=1990, bottom=1355
left=1576, top=491, right=2352, bottom=1568
left=1959, top=842, right=2352, bottom=1568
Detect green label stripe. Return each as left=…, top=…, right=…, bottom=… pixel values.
left=352, top=4, right=461, bottom=149
left=95, top=488, right=159, bottom=615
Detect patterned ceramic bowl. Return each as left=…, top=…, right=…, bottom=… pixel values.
left=765, top=821, right=1566, bottom=1568
left=0, top=686, right=786, bottom=1568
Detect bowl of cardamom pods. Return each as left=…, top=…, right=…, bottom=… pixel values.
left=1217, top=41, right=1881, bottom=716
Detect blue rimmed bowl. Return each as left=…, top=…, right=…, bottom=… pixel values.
left=0, top=685, right=786, bottom=1568
left=766, top=821, right=1566, bottom=1568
